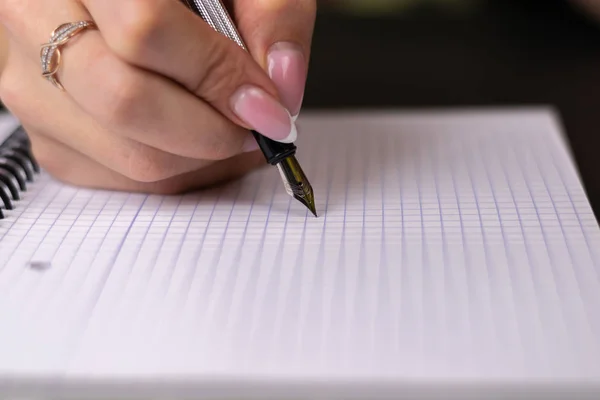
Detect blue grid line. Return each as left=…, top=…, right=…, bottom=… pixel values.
left=41, top=190, right=100, bottom=263
left=300, top=182, right=330, bottom=359
left=11, top=190, right=107, bottom=320
left=497, top=137, right=576, bottom=354
left=539, top=138, right=600, bottom=269
left=474, top=137, right=530, bottom=361
left=332, top=126, right=351, bottom=356
left=294, top=133, right=337, bottom=361
left=0, top=175, right=53, bottom=243
left=0, top=177, right=68, bottom=272
left=373, top=130, right=393, bottom=366
left=29, top=192, right=122, bottom=327
left=45, top=192, right=124, bottom=301
left=348, top=124, right=372, bottom=362
left=136, top=195, right=185, bottom=292
left=156, top=187, right=224, bottom=352
left=84, top=194, right=160, bottom=322
left=62, top=193, right=148, bottom=369
left=3, top=185, right=82, bottom=291
left=458, top=134, right=502, bottom=350
left=394, top=130, right=411, bottom=354
left=319, top=130, right=350, bottom=363
left=271, top=194, right=309, bottom=363
left=154, top=192, right=202, bottom=305
left=431, top=135, right=458, bottom=358
left=209, top=169, right=269, bottom=331
left=512, top=139, right=600, bottom=340
left=189, top=180, right=247, bottom=334
left=128, top=195, right=187, bottom=350
left=142, top=192, right=205, bottom=357
left=0, top=185, right=81, bottom=308
left=145, top=183, right=251, bottom=370
left=248, top=136, right=324, bottom=367
left=0, top=186, right=83, bottom=336
left=66, top=193, right=141, bottom=300
left=172, top=188, right=223, bottom=310
left=274, top=135, right=335, bottom=363
left=415, top=132, right=438, bottom=357
left=445, top=138, right=477, bottom=368
left=237, top=169, right=290, bottom=368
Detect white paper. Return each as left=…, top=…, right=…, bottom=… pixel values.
left=0, top=108, right=599, bottom=398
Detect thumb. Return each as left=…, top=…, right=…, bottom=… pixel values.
left=227, top=0, right=317, bottom=120
left=86, top=0, right=298, bottom=144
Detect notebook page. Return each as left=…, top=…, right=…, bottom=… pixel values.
left=0, top=108, right=599, bottom=391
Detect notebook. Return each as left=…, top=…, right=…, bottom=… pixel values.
left=0, top=107, right=599, bottom=399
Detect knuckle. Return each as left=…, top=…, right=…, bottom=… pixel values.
left=95, top=61, right=144, bottom=127
left=116, top=0, right=166, bottom=58
left=196, top=42, right=247, bottom=101
left=124, top=144, right=177, bottom=183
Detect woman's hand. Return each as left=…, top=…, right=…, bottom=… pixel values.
left=0, top=0, right=316, bottom=194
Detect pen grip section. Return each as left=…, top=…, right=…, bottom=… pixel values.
left=251, top=131, right=296, bottom=165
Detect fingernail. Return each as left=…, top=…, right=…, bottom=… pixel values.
left=242, top=134, right=260, bottom=153
left=267, top=42, right=307, bottom=120
left=231, top=85, right=297, bottom=143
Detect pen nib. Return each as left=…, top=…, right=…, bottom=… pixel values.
left=276, top=156, right=317, bottom=217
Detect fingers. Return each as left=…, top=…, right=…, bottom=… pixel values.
left=229, top=0, right=317, bottom=119
left=0, top=46, right=228, bottom=183
left=79, top=0, right=297, bottom=143
left=6, top=22, right=258, bottom=161
left=27, top=130, right=265, bottom=194
left=0, top=0, right=90, bottom=54
left=56, top=32, right=261, bottom=159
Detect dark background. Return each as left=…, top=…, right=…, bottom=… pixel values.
left=305, top=0, right=600, bottom=221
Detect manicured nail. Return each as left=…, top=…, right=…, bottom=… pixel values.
left=231, top=85, right=297, bottom=143
left=242, top=134, right=260, bottom=153
left=267, top=42, right=307, bottom=120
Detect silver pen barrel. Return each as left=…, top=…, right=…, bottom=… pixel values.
left=181, top=0, right=318, bottom=217
left=182, top=0, right=247, bottom=50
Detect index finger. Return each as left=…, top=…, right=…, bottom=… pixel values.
left=228, top=0, right=317, bottom=119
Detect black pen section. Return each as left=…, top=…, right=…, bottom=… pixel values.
left=251, top=130, right=297, bottom=165
left=249, top=130, right=317, bottom=217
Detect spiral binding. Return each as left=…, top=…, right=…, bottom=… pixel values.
left=0, top=125, right=40, bottom=220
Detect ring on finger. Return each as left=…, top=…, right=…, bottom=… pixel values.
left=40, top=20, right=97, bottom=91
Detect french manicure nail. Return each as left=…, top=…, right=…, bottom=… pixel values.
left=231, top=85, right=297, bottom=143
left=267, top=42, right=307, bottom=120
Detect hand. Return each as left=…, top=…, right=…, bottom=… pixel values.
left=0, top=0, right=316, bottom=194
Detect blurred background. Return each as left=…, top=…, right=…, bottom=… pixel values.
left=0, top=0, right=598, bottom=219
left=305, top=0, right=600, bottom=219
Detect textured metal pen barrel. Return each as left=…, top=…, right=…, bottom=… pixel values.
left=183, top=0, right=246, bottom=49
left=182, top=0, right=317, bottom=216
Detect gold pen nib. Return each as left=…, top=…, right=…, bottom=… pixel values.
left=276, top=156, right=317, bottom=217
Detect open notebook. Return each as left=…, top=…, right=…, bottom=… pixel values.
left=0, top=108, right=599, bottom=399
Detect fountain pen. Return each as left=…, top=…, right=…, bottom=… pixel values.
left=182, top=0, right=317, bottom=217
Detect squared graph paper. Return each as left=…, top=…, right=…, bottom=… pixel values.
left=0, top=108, right=599, bottom=399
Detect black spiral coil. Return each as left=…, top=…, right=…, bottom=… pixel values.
left=0, top=126, right=40, bottom=220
